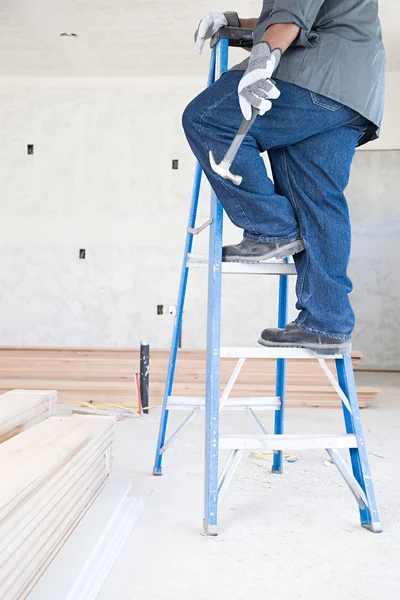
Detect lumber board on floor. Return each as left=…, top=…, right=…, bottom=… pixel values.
left=0, top=348, right=377, bottom=409
left=0, top=346, right=363, bottom=364
left=0, top=390, right=56, bottom=444
left=0, top=416, right=115, bottom=600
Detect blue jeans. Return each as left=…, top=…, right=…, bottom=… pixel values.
left=182, top=71, right=369, bottom=340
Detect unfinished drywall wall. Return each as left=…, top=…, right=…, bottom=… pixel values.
left=0, top=76, right=399, bottom=370
left=347, top=150, right=400, bottom=370
left=0, top=78, right=203, bottom=348
left=0, top=77, right=284, bottom=350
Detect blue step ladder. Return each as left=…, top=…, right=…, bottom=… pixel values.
left=153, top=31, right=382, bottom=536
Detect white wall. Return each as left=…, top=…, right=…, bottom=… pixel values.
left=0, top=74, right=399, bottom=370
left=0, top=2, right=399, bottom=369
left=0, top=77, right=201, bottom=348
left=0, top=75, right=293, bottom=351
left=348, top=150, right=400, bottom=369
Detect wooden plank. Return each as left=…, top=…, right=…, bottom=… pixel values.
left=3, top=473, right=107, bottom=599
left=0, top=356, right=361, bottom=370
left=0, top=419, right=112, bottom=522
left=0, top=432, right=114, bottom=549
left=0, top=388, right=373, bottom=408
left=0, top=417, right=114, bottom=521
left=0, top=415, right=115, bottom=600
left=0, top=380, right=376, bottom=394
left=0, top=346, right=362, bottom=361
left=0, top=460, right=107, bottom=596
left=0, top=390, right=55, bottom=444
left=0, top=348, right=375, bottom=410
left=0, top=407, right=50, bottom=444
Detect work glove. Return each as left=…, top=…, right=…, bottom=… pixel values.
left=238, top=42, right=282, bottom=120
left=194, top=11, right=240, bottom=55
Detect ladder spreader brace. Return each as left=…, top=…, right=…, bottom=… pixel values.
left=153, top=28, right=382, bottom=535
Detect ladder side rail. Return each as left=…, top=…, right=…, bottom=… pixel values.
left=336, top=355, right=382, bottom=532
left=153, top=49, right=217, bottom=475
left=204, top=39, right=229, bottom=536
left=204, top=190, right=223, bottom=536
left=272, top=262, right=289, bottom=474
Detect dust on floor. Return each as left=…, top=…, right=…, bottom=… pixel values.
left=95, top=372, right=400, bottom=600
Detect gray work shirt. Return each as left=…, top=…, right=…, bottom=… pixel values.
left=232, top=0, right=386, bottom=144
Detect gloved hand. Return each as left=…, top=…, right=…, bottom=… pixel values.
left=194, top=11, right=240, bottom=55
left=238, top=42, right=282, bottom=120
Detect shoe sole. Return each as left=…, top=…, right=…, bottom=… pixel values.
left=257, top=337, right=352, bottom=356
left=223, top=240, right=304, bottom=263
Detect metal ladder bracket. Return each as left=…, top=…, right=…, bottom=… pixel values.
left=187, top=218, right=212, bottom=235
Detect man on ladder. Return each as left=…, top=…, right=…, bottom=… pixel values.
left=154, top=1, right=384, bottom=536
left=183, top=1, right=385, bottom=355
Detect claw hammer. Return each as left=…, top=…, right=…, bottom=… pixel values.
left=209, top=106, right=258, bottom=186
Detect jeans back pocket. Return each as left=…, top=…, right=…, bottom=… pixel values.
left=310, top=91, right=343, bottom=111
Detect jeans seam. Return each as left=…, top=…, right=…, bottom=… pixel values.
left=281, top=147, right=309, bottom=302
left=309, top=91, right=343, bottom=112
left=341, top=113, right=366, bottom=127
left=244, top=230, right=299, bottom=243
left=296, top=319, right=352, bottom=341
left=281, top=147, right=299, bottom=215
left=198, top=89, right=258, bottom=235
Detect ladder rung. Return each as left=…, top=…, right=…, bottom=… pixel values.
left=220, top=347, right=344, bottom=359
left=219, top=433, right=358, bottom=451
left=187, top=253, right=297, bottom=275
left=167, top=396, right=281, bottom=410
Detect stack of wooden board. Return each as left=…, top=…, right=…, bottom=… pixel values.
left=0, top=390, right=56, bottom=444
left=0, top=415, right=115, bottom=599
left=0, top=347, right=379, bottom=408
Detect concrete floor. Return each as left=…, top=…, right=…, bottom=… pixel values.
left=97, top=372, right=400, bottom=600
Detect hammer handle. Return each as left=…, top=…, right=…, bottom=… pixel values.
left=223, top=107, right=258, bottom=166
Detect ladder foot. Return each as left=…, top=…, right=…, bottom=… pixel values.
left=272, top=450, right=283, bottom=474
left=271, top=467, right=283, bottom=474
left=362, top=521, right=383, bottom=534
left=153, top=466, right=163, bottom=476
left=203, top=520, right=218, bottom=536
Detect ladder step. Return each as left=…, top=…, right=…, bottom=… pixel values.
left=220, top=347, right=344, bottom=359
left=167, top=396, right=281, bottom=410
left=187, top=253, right=297, bottom=275
left=220, top=433, right=357, bottom=451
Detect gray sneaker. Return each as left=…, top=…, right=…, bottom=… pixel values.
left=222, top=238, right=304, bottom=263
left=258, top=322, right=351, bottom=356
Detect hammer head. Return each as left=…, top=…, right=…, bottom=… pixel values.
left=209, top=151, right=242, bottom=186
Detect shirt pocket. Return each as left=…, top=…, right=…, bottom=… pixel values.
left=309, top=91, right=343, bottom=112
